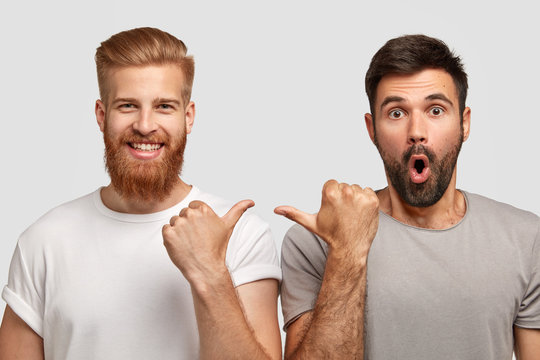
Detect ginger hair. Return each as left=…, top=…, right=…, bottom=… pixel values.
left=95, top=27, right=194, bottom=107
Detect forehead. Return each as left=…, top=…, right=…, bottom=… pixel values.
left=106, top=64, right=184, bottom=100
left=375, top=68, right=458, bottom=107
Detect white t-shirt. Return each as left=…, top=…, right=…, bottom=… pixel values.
left=3, top=187, right=281, bottom=359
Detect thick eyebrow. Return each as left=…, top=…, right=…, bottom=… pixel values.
left=379, top=96, right=405, bottom=112
left=153, top=98, right=181, bottom=107
left=425, top=93, right=454, bottom=106
left=111, top=97, right=138, bottom=105
left=379, top=93, right=454, bottom=112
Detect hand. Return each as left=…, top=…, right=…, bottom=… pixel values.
left=162, top=199, right=254, bottom=284
left=275, top=180, right=379, bottom=258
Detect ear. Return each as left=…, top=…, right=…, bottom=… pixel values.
left=365, top=113, right=376, bottom=143
left=95, top=100, right=106, bottom=133
left=184, top=101, right=195, bottom=134
left=462, top=107, right=471, bottom=142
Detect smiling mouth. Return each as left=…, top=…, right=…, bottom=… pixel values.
left=129, top=142, right=163, bottom=151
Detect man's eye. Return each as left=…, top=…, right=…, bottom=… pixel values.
left=389, top=110, right=404, bottom=119
left=430, top=107, right=444, bottom=116
left=158, top=104, right=172, bottom=110
left=120, top=103, right=135, bottom=109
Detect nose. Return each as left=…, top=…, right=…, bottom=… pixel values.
left=132, top=109, right=158, bottom=136
left=407, top=111, right=428, bottom=145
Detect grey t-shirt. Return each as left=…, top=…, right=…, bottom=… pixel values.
left=281, top=191, right=540, bottom=359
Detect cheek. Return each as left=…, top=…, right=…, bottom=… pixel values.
left=104, top=114, right=132, bottom=136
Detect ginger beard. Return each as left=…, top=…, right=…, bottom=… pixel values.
left=375, top=129, right=463, bottom=208
left=103, top=122, right=187, bottom=203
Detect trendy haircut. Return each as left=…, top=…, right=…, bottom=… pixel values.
left=95, top=27, right=195, bottom=107
left=365, top=34, right=468, bottom=118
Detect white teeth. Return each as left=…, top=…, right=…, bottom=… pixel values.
left=132, top=143, right=161, bottom=151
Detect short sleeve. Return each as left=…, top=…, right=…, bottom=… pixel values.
left=515, top=219, right=540, bottom=329
left=280, top=224, right=328, bottom=330
left=225, top=213, right=281, bottom=287
left=2, top=240, right=44, bottom=337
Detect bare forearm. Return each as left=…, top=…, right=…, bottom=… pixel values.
left=190, top=269, right=274, bottom=360
left=290, top=251, right=367, bottom=359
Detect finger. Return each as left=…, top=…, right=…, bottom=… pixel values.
left=274, top=206, right=318, bottom=234
left=351, top=184, right=363, bottom=190
left=222, top=199, right=255, bottom=228
left=178, top=207, right=188, bottom=217
left=322, top=179, right=339, bottom=192
left=363, top=186, right=375, bottom=194
left=322, top=179, right=340, bottom=202
left=188, top=200, right=209, bottom=210
left=169, top=215, right=180, bottom=226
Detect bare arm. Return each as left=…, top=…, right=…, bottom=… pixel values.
left=191, top=277, right=281, bottom=360
left=276, top=180, right=379, bottom=359
left=163, top=200, right=281, bottom=360
left=283, top=251, right=367, bottom=359
left=0, top=305, right=44, bottom=360
left=514, top=326, right=540, bottom=360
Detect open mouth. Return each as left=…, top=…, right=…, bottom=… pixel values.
left=414, top=159, right=426, bottom=174
left=129, top=142, right=163, bottom=151
left=409, top=155, right=430, bottom=183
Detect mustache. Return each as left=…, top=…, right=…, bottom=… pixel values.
left=119, top=131, right=169, bottom=145
left=402, top=144, right=436, bottom=163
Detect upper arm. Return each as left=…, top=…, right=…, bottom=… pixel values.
left=236, top=279, right=282, bottom=360
left=514, top=326, right=540, bottom=360
left=284, top=311, right=313, bottom=359
left=0, top=305, right=44, bottom=360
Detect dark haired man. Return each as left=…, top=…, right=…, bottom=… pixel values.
left=276, top=35, right=540, bottom=359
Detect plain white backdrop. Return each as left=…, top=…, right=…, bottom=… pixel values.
left=1, top=0, right=539, bottom=355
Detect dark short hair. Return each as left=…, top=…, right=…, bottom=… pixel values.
left=365, top=34, right=468, bottom=117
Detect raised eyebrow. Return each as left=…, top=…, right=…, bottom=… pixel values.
left=380, top=96, right=406, bottom=112
left=425, top=93, right=454, bottom=106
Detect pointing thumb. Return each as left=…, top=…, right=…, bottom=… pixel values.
left=274, top=206, right=318, bottom=235
left=222, top=200, right=255, bottom=229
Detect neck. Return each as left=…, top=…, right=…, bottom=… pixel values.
left=378, top=170, right=466, bottom=229
left=100, top=178, right=192, bottom=214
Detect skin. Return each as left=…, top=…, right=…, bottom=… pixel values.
left=0, top=64, right=281, bottom=360
left=365, top=69, right=470, bottom=229
left=277, top=68, right=540, bottom=359
left=275, top=180, right=379, bottom=359
left=364, top=68, right=539, bottom=357
left=0, top=306, right=44, bottom=360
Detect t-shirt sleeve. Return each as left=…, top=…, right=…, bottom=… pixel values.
left=2, top=238, right=45, bottom=337
left=225, top=213, right=281, bottom=287
left=280, top=224, right=327, bottom=330
left=515, top=218, right=540, bottom=329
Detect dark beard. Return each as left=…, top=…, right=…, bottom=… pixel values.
left=103, top=125, right=186, bottom=203
left=376, top=134, right=463, bottom=208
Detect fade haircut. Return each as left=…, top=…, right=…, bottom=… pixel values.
left=95, top=27, right=194, bottom=107
left=365, top=34, right=468, bottom=118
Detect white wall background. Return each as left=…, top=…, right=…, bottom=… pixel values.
left=1, top=0, right=538, bottom=356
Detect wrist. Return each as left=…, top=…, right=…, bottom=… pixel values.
left=188, top=265, right=232, bottom=298
left=327, top=243, right=369, bottom=267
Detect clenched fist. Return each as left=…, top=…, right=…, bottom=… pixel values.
left=275, top=180, right=379, bottom=260
left=162, top=199, right=254, bottom=285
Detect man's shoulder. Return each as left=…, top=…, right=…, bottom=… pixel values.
left=192, top=188, right=269, bottom=232
left=18, top=190, right=98, bottom=247
left=282, top=224, right=328, bottom=257
left=464, top=190, right=539, bottom=224
left=191, top=189, right=235, bottom=217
